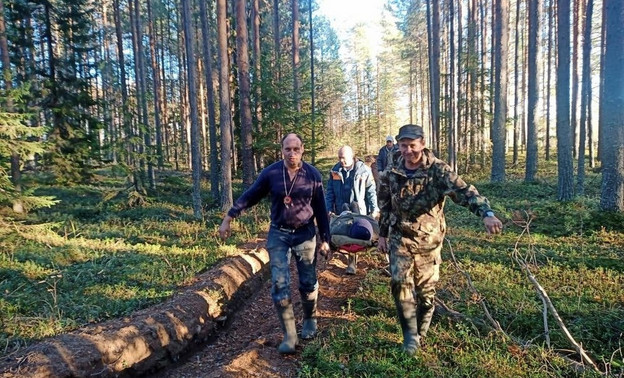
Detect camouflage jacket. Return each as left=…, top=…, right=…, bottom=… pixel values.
left=378, top=149, right=492, bottom=251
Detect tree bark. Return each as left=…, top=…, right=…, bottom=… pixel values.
left=251, top=0, right=264, bottom=170
left=525, top=0, right=540, bottom=182
left=600, top=0, right=624, bottom=211
left=217, top=0, right=233, bottom=210
left=577, top=0, right=593, bottom=194
left=292, top=0, right=300, bottom=113
left=309, top=0, right=317, bottom=164
left=546, top=0, right=553, bottom=161
left=199, top=0, right=221, bottom=202
left=556, top=0, right=575, bottom=201
left=181, top=0, right=203, bottom=219
left=512, top=0, right=521, bottom=166
left=491, top=0, right=509, bottom=182
left=236, top=0, right=255, bottom=189
left=147, top=0, right=164, bottom=170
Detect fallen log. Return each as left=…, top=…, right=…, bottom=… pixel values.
left=0, top=248, right=270, bottom=378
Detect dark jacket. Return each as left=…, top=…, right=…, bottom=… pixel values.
left=326, top=159, right=379, bottom=216
left=376, top=145, right=399, bottom=172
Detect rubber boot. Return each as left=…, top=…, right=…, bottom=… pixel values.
left=300, top=289, right=318, bottom=339
left=275, top=299, right=298, bottom=354
left=417, top=301, right=435, bottom=339
left=393, top=293, right=420, bottom=355
left=345, top=254, right=358, bottom=275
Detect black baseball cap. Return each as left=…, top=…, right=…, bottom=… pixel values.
left=396, top=124, right=425, bottom=141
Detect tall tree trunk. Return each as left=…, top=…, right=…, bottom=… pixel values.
left=308, top=0, right=317, bottom=164
left=427, top=0, right=441, bottom=154
left=236, top=0, right=255, bottom=188
left=217, top=0, right=233, bottom=210
left=181, top=0, right=203, bottom=218
left=113, top=0, right=132, bottom=168
left=292, top=0, right=300, bottom=113
left=599, top=0, right=624, bottom=211
left=251, top=0, right=264, bottom=169
left=273, top=0, right=282, bottom=148
left=597, top=0, right=606, bottom=162
left=525, top=0, right=540, bottom=181
left=546, top=0, right=553, bottom=160
left=491, top=0, right=509, bottom=182
left=199, top=0, right=220, bottom=202
left=147, top=0, right=164, bottom=169
left=556, top=0, right=575, bottom=201
left=577, top=0, right=593, bottom=194
left=512, top=0, right=521, bottom=165
left=130, top=0, right=154, bottom=190
left=448, top=0, right=456, bottom=171
left=571, top=0, right=580, bottom=158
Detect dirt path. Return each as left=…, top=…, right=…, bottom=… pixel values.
left=154, top=240, right=382, bottom=378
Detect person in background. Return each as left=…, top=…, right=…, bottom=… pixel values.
left=219, top=133, right=331, bottom=355
left=376, top=135, right=399, bottom=173
left=326, top=145, right=379, bottom=274
left=377, top=124, right=503, bottom=355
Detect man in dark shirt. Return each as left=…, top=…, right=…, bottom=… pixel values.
left=219, top=133, right=331, bottom=354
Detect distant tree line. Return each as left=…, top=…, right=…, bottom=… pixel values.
left=1, top=0, right=622, bottom=214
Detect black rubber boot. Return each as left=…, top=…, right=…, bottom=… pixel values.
left=275, top=299, right=298, bottom=354
left=417, top=301, right=435, bottom=339
left=300, top=289, right=318, bottom=339
left=392, top=285, right=420, bottom=355
left=345, top=254, right=358, bottom=275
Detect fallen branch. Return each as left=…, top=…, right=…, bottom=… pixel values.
left=445, top=238, right=505, bottom=334
left=513, top=255, right=600, bottom=373
left=511, top=212, right=600, bottom=374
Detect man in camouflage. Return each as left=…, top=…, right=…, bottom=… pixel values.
left=377, top=124, right=503, bottom=355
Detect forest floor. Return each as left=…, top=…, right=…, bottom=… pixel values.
left=153, top=235, right=384, bottom=378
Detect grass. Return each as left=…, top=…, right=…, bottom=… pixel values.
left=0, top=168, right=271, bottom=354
left=301, top=156, right=623, bottom=377
left=1, top=156, right=622, bottom=376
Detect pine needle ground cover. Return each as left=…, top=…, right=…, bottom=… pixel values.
left=0, top=170, right=270, bottom=356
left=301, top=165, right=623, bottom=377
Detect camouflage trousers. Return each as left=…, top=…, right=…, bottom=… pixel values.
left=388, top=234, right=442, bottom=307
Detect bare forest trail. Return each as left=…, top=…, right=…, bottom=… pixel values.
left=153, top=236, right=382, bottom=378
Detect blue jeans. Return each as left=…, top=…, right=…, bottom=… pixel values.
left=266, top=224, right=318, bottom=303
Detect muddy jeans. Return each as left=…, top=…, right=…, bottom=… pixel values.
left=266, top=223, right=318, bottom=303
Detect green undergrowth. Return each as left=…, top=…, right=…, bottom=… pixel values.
left=301, top=161, right=623, bottom=376
left=0, top=169, right=270, bottom=356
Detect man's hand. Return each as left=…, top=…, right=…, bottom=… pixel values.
left=483, top=216, right=503, bottom=235
left=218, top=215, right=233, bottom=240
left=371, top=210, right=380, bottom=220
left=318, top=242, right=333, bottom=261
left=378, top=236, right=388, bottom=253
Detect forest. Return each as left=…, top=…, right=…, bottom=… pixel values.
left=1, top=0, right=623, bottom=376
